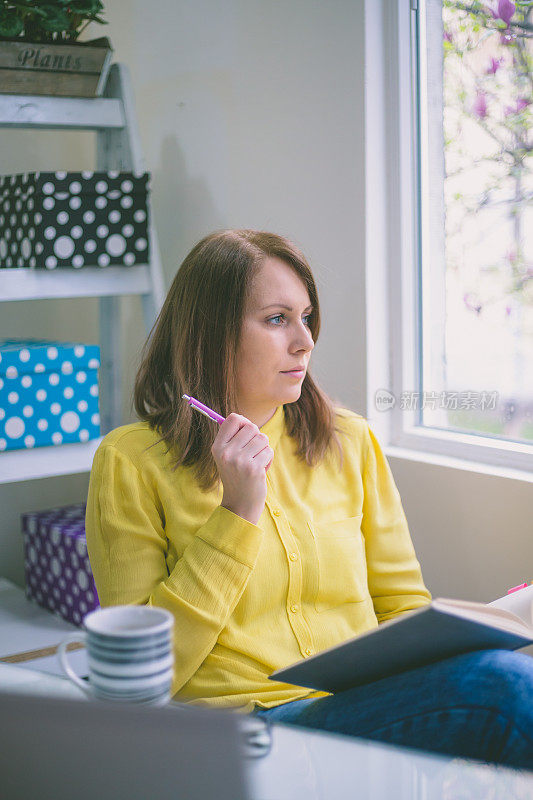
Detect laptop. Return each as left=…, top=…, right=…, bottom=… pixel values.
left=0, top=690, right=251, bottom=800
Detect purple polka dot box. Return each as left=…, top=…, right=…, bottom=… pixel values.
left=21, top=502, right=100, bottom=627
left=0, top=338, right=100, bottom=452
left=0, top=170, right=150, bottom=269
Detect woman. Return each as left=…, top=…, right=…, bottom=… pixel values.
left=86, top=229, right=533, bottom=770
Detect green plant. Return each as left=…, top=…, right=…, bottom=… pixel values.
left=0, top=1, right=107, bottom=43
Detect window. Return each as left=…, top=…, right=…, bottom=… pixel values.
left=380, top=0, right=533, bottom=473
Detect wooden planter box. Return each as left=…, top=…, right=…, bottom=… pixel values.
left=0, top=36, right=113, bottom=97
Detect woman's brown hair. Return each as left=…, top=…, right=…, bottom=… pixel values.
left=133, top=229, right=345, bottom=492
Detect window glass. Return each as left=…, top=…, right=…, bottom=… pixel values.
left=418, top=0, right=532, bottom=444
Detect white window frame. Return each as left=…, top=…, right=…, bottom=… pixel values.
left=364, top=0, right=533, bottom=478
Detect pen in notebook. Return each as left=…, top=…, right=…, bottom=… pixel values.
left=182, top=394, right=226, bottom=424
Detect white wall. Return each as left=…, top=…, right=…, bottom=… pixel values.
left=0, top=0, right=530, bottom=605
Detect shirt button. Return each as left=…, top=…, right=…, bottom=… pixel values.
left=289, top=552, right=298, bottom=561
left=290, top=604, right=299, bottom=613
left=304, top=648, right=312, bottom=656
left=273, top=509, right=281, bottom=516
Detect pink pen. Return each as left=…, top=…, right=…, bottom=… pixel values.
left=507, top=582, right=529, bottom=594
left=182, top=394, right=226, bottom=424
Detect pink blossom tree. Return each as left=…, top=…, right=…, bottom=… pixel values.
left=442, top=1, right=532, bottom=318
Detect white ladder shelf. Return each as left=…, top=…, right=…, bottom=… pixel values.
left=0, top=63, right=166, bottom=485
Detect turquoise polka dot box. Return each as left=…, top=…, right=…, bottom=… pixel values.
left=0, top=339, right=100, bottom=451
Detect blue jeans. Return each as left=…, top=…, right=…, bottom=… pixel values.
left=253, top=650, right=533, bottom=771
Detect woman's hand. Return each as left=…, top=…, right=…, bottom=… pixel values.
left=212, top=413, right=274, bottom=526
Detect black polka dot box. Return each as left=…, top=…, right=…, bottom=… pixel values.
left=21, top=503, right=99, bottom=627
left=0, top=170, right=150, bottom=269
left=0, top=339, right=100, bottom=452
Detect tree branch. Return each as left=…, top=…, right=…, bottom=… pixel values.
left=446, top=1, right=533, bottom=33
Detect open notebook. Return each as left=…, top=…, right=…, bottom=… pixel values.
left=270, top=596, right=533, bottom=694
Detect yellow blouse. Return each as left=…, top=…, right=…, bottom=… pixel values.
left=85, top=404, right=431, bottom=714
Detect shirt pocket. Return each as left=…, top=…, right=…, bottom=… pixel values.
left=308, top=515, right=369, bottom=612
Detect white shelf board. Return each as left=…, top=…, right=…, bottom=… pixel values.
left=0, top=437, right=103, bottom=484
left=0, top=94, right=124, bottom=130
left=0, top=266, right=151, bottom=301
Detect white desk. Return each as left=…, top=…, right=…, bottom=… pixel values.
left=1, top=578, right=532, bottom=799
left=0, top=577, right=89, bottom=680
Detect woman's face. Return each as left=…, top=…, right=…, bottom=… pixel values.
left=235, top=256, right=315, bottom=427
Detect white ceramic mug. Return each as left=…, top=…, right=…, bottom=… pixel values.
left=57, top=605, right=174, bottom=706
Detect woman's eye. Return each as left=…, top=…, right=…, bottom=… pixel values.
left=268, top=314, right=312, bottom=326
